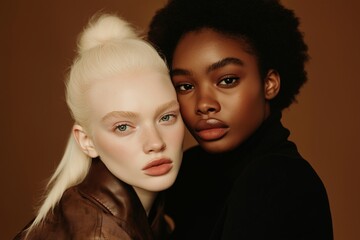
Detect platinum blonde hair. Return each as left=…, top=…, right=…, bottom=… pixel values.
left=26, top=13, right=169, bottom=235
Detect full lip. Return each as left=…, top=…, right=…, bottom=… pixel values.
left=193, top=118, right=229, bottom=141
left=142, top=158, right=173, bottom=176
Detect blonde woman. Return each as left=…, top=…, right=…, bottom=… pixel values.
left=15, top=13, right=184, bottom=240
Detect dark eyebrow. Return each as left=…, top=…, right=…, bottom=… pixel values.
left=206, top=57, right=244, bottom=74
left=170, top=57, right=244, bottom=77
left=170, top=68, right=191, bottom=77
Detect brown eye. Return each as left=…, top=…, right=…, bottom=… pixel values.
left=176, top=83, right=193, bottom=92
left=218, top=77, right=239, bottom=87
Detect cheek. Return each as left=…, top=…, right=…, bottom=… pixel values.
left=162, top=125, right=185, bottom=166
left=231, top=95, right=266, bottom=131
left=222, top=88, right=266, bottom=127
left=178, top=98, right=194, bottom=123
left=94, top=133, right=132, bottom=160
left=94, top=136, right=140, bottom=179
left=231, top=84, right=265, bottom=111
left=167, top=124, right=185, bottom=148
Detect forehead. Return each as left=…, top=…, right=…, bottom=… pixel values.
left=87, top=70, right=176, bottom=116
left=180, top=28, right=249, bottom=47
left=172, top=28, right=259, bottom=72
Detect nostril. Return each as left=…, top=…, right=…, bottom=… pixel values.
left=197, top=103, right=218, bottom=114
left=196, top=94, right=221, bottom=114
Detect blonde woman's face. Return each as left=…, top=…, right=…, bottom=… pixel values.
left=85, top=70, right=184, bottom=194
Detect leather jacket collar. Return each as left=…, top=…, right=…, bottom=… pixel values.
left=78, top=158, right=155, bottom=239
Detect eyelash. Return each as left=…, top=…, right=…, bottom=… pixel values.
left=113, top=113, right=177, bottom=133
left=218, top=76, right=240, bottom=87
left=160, top=113, right=177, bottom=123
left=175, top=83, right=193, bottom=92
left=174, top=76, right=240, bottom=93
left=115, top=123, right=131, bottom=132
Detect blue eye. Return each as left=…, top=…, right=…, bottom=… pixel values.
left=116, top=124, right=129, bottom=132
left=160, top=114, right=176, bottom=123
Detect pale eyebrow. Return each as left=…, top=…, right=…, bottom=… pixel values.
left=154, top=100, right=180, bottom=117
left=170, top=57, right=244, bottom=77
left=101, top=111, right=138, bottom=124
left=101, top=100, right=179, bottom=123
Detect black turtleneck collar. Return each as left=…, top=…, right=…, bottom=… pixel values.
left=207, top=111, right=287, bottom=158
left=182, top=111, right=292, bottom=184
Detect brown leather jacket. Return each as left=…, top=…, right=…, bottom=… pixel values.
left=15, top=158, right=171, bottom=240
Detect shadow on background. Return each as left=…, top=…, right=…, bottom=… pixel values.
left=1, top=0, right=359, bottom=239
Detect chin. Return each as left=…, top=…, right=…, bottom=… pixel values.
left=199, top=140, right=239, bottom=154
left=147, top=175, right=178, bottom=192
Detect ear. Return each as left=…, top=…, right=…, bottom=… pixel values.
left=72, top=124, right=99, bottom=158
left=264, top=69, right=280, bottom=100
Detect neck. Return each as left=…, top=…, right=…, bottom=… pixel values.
left=132, top=186, right=158, bottom=216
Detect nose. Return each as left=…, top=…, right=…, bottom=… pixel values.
left=196, top=87, right=220, bottom=115
left=142, top=125, right=166, bottom=153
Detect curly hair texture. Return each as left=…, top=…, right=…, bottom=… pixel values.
left=148, top=0, right=309, bottom=111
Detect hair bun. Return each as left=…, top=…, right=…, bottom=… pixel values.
left=77, top=14, right=138, bottom=54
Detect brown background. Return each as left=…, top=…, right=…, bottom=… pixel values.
left=1, top=0, right=359, bottom=239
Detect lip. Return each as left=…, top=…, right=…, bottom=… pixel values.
left=194, top=118, right=229, bottom=141
left=142, top=158, right=173, bottom=176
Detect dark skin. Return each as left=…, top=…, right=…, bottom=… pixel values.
left=171, top=28, right=280, bottom=153
left=148, top=2, right=332, bottom=237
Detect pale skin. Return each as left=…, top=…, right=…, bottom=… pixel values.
left=73, top=69, right=185, bottom=215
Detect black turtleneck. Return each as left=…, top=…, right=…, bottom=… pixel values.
left=165, top=112, right=333, bottom=240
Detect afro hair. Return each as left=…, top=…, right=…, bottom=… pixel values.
left=148, top=0, right=309, bottom=111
